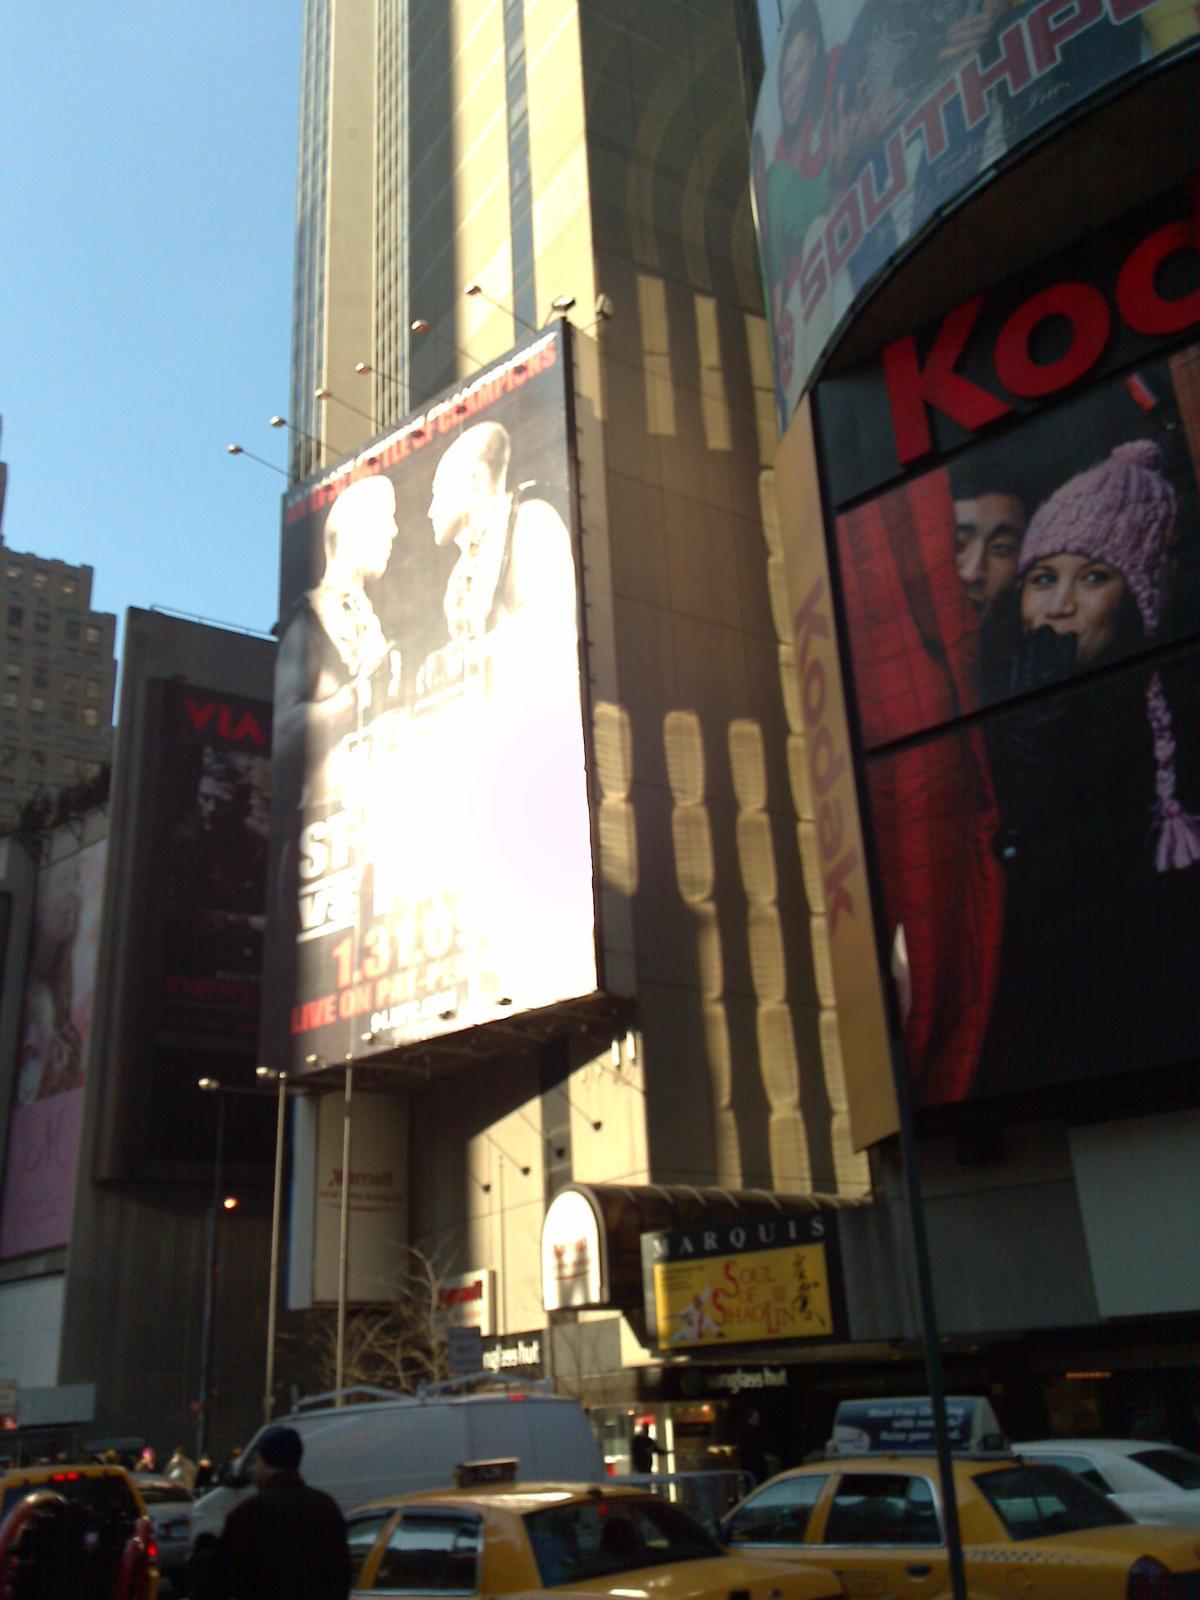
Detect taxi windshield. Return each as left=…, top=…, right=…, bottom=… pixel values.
left=978, top=1464, right=1132, bottom=1540
left=525, top=1496, right=722, bottom=1586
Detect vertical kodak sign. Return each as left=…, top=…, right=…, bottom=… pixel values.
left=772, top=398, right=897, bottom=1149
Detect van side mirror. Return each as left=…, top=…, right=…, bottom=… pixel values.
left=222, top=1462, right=248, bottom=1488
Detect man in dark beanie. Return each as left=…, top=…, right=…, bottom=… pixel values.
left=220, top=1424, right=351, bottom=1600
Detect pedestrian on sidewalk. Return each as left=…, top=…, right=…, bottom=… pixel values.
left=219, top=1425, right=350, bottom=1600
left=166, top=1444, right=198, bottom=1491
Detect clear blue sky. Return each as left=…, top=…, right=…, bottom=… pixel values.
left=1, top=5, right=300, bottom=648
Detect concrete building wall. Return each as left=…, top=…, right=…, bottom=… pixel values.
left=57, top=610, right=277, bottom=1455
left=0, top=546, right=115, bottom=831
left=284, top=0, right=868, bottom=1366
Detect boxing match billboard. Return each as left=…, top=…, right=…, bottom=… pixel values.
left=263, top=325, right=597, bottom=1074
left=752, top=0, right=1198, bottom=424
left=813, top=190, right=1200, bottom=1110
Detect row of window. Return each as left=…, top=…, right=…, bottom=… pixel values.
left=0, top=694, right=103, bottom=723
left=3, top=662, right=104, bottom=693
left=5, top=561, right=80, bottom=598
left=5, top=606, right=105, bottom=644
left=0, top=745, right=101, bottom=777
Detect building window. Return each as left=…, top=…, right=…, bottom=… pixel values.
left=84, top=624, right=102, bottom=645
left=32, top=571, right=47, bottom=590
left=61, top=579, right=76, bottom=597
left=29, top=749, right=45, bottom=769
left=82, top=707, right=99, bottom=726
left=65, top=620, right=81, bottom=642
left=7, top=605, right=23, bottom=627
left=29, top=696, right=45, bottom=715
left=4, top=663, right=19, bottom=680
left=86, top=677, right=101, bottom=700
left=62, top=757, right=79, bottom=778
left=2, top=692, right=17, bottom=709
left=34, top=616, right=50, bottom=634
left=5, top=564, right=21, bottom=580
left=61, top=704, right=76, bottom=723
left=33, top=668, right=48, bottom=689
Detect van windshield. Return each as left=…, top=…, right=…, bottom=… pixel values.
left=525, top=1496, right=721, bottom=1586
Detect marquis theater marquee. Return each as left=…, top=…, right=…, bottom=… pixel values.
left=754, top=0, right=1200, bottom=1144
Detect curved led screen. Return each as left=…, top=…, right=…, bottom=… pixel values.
left=752, top=0, right=1199, bottom=422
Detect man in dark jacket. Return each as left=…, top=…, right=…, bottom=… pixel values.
left=220, top=1425, right=351, bottom=1600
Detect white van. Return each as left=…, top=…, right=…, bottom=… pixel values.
left=191, top=1384, right=604, bottom=1553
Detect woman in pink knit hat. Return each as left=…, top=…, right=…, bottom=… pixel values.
left=975, top=438, right=1199, bottom=1097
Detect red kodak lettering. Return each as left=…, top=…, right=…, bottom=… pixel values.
left=1116, top=218, right=1200, bottom=336
left=882, top=296, right=1011, bottom=466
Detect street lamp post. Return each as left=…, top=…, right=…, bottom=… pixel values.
left=197, top=1072, right=296, bottom=1443
left=335, top=1064, right=353, bottom=1403
left=256, top=1066, right=290, bottom=1423
left=196, top=1081, right=227, bottom=1461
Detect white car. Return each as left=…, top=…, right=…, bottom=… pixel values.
left=134, top=1473, right=194, bottom=1589
left=1014, top=1439, right=1200, bottom=1528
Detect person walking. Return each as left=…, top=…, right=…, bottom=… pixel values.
left=630, top=1424, right=664, bottom=1476
left=219, top=1425, right=350, bottom=1600
left=165, top=1445, right=197, bottom=1491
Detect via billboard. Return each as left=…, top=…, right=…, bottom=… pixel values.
left=1, top=839, right=106, bottom=1258
left=264, top=327, right=597, bottom=1074
left=752, top=0, right=1198, bottom=423
left=155, top=681, right=272, bottom=1042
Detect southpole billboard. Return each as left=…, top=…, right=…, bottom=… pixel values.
left=263, top=326, right=597, bottom=1074
left=753, top=0, right=1198, bottom=425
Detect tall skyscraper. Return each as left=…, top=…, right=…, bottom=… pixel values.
left=0, top=428, right=116, bottom=833
left=277, top=0, right=872, bottom=1451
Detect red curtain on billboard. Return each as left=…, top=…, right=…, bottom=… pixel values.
left=837, top=470, right=1004, bottom=1105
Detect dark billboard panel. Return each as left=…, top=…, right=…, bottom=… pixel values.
left=831, top=343, right=1200, bottom=1108
left=752, top=0, right=1198, bottom=421
left=156, top=681, right=271, bottom=1041
left=264, top=327, right=598, bottom=1074
left=1, top=839, right=106, bottom=1257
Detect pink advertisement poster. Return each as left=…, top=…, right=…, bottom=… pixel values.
left=0, top=838, right=107, bottom=1258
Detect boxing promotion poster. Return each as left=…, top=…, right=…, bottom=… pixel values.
left=752, top=0, right=1198, bottom=423
left=263, top=326, right=598, bottom=1075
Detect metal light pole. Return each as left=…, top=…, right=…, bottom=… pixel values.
left=196, top=1085, right=227, bottom=1461
left=258, top=1067, right=290, bottom=1423
left=198, top=1072, right=296, bottom=1436
left=335, top=1064, right=354, bottom=1403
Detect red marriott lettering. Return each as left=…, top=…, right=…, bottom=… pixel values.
left=883, top=208, right=1200, bottom=466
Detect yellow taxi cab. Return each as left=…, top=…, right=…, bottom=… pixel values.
left=346, top=1460, right=845, bottom=1599
left=715, top=1400, right=1200, bottom=1600
left=0, top=1459, right=159, bottom=1598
